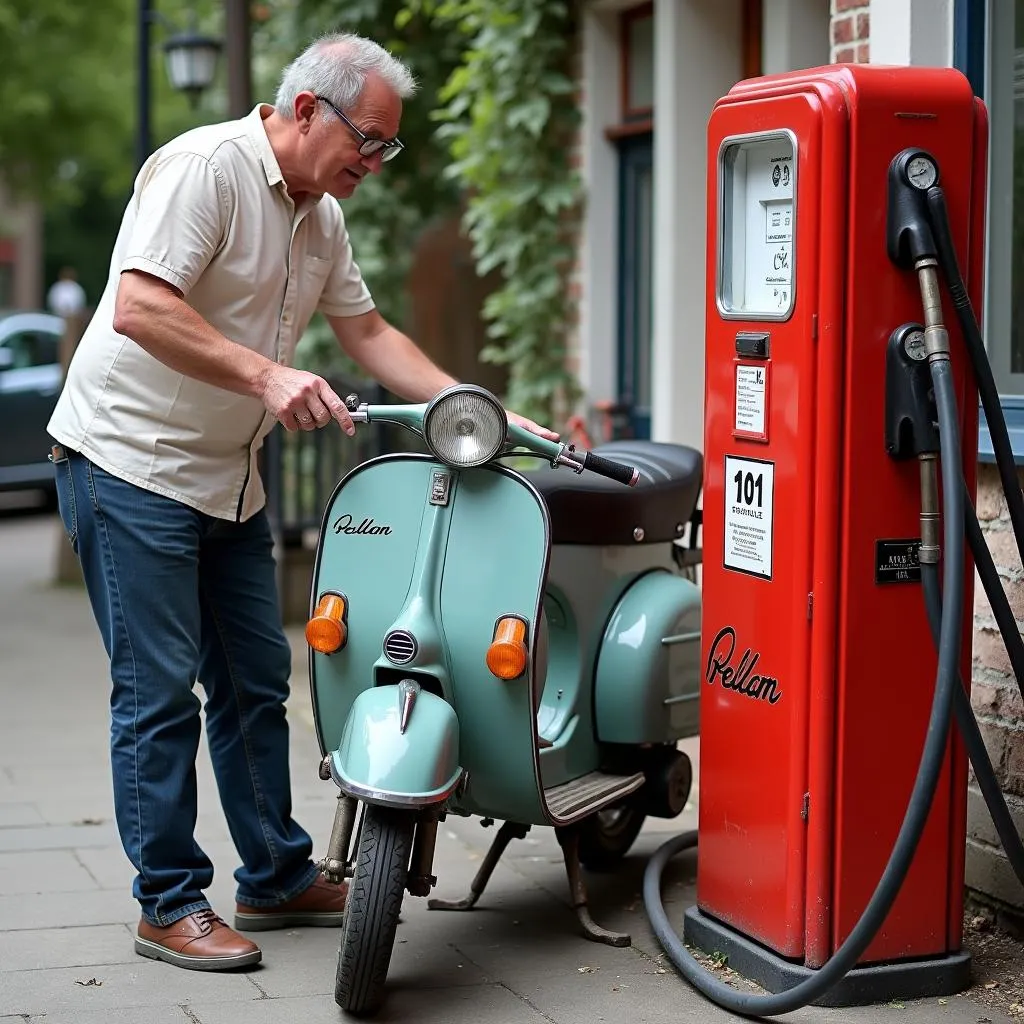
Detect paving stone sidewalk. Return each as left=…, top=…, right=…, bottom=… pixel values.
left=0, top=509, right=1018, bottom=1023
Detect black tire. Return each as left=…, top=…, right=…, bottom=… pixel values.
left=578, top=798, right=647, bottom=872
left=335, top=805, right=414, bottom=1016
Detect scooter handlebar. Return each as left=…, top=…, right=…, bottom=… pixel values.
left=347, top=402, right=639, bottom=487
left=581, top=450, right=640, bottom=487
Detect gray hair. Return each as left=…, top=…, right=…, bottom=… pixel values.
left=274, top=32, right=417, bottom=117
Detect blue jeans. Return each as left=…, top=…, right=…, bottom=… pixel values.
left=53, top=446, right=319, bottom=926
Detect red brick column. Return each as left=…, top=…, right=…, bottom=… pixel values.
left=830, top=0, right=870, bottom=64
left=967, top=465, right=1024, bottom=928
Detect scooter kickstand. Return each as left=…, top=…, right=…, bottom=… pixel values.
left=556, top=826, right=631, bottom=948
left=428, top=821, right=530, bottom=911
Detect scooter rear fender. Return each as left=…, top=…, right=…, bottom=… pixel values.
left=328, top=683, right=465, bottom=808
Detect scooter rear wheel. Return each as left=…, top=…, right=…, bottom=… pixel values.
left=578, top=798, right=647, bottom=872
left=335, top=804, right=414, bottom=1016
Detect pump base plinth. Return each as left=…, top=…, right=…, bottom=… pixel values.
left=683, top=907, right=972, bottom=1007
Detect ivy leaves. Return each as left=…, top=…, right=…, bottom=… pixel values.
left=430, top=0, right=583, bottom=424
left=281, top=0, right=583, bottom=426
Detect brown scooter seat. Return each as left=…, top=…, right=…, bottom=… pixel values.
left=527, top=440, right=703, bottom=546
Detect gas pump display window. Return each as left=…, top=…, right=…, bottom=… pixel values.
left=717, top=132, right=797, bottom=320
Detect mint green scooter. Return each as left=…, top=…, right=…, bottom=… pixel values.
left=305, top=384, right=702, bottom=1016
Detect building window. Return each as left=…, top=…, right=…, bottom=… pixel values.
left=617, top=134, right=654, bottom=438
left=622, top=4, right=654, bottom=121
left=955, top=0, right=1024, bottom=460
left=604, top=3, right=655, bottom=438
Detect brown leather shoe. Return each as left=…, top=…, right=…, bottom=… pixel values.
left=135, top=908, right=262, bottom=971
left=234, top=873, right=349, bottom=931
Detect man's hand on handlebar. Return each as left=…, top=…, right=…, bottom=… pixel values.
left=260, top=366, right=356, bottom=436
left=507, top=410, right=560, bottom=442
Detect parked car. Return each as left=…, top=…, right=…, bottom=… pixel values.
left=0, top=310, right=66, bottom=501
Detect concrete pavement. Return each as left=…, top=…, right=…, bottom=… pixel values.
left=0, top=507, right=1019, bottom=1023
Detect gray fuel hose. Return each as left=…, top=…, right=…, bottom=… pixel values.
left=927, top=185, right=1024, bottom=567
left=922, top=557, right=1024, bottom=885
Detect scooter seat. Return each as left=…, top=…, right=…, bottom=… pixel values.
left=527, top=440, right=703, bottom=546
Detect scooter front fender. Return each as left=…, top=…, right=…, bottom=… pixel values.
left=328, top=684, right=464, bottom=808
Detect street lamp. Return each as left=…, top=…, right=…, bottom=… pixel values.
left=163, top=22, right=223, bottom=108
left=136, top=0, right=223, bottom=171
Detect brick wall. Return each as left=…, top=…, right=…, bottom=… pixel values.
left=967, top=465, right=1024, bottom=930
left=828, top=0, right=1023, bottom=932
left=830, top=0, right=870, bottom=64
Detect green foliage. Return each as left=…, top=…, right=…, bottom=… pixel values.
left=14, top=0, right=585, bottom=426
left=0, top=0, right=127, bottom=199
left=428, top=0, right=584, bottom=424
left=1, top=0, right=223, bottom=205
left=264, top=0, right=584, bottom=423
left=262, top=0, right=465, bottom=366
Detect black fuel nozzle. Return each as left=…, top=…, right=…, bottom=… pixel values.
left=887, top=149, right=941, bottom=269
left=885, top=322, right=939, bottom=460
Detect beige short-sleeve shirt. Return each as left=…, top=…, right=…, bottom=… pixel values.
left=47, top=104, right=375, bottom=522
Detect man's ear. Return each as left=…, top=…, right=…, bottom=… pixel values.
left=293, top=91, right=318, bottom=132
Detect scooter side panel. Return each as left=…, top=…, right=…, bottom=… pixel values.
left=593, top=569, right=703, bottom=744
left=439, top=467, right=549, bottom=825
left=309, top=458, right=438, bottom=754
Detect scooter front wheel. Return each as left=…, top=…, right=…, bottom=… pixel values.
left=335, top=804, right=415, bottom=1016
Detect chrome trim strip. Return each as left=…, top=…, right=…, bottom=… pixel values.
left=330, top=760, right=466, bottom=809
left=398, top=679, right=420, bottom=734
left=661, top=631, right=702, bottom=645
left=664, top=692, right=700, bottom=706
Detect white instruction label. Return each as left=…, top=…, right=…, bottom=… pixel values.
left=724, top=456, right=775, bottom=579
left=735, top=365, right=767, bottom=435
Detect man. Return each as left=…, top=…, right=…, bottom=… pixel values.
left=46, top=266, right=87, bottom=320
left=47, top=31, right=555, bottom=973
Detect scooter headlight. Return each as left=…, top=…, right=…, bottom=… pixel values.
left=423, top=385, right=508, bottom=468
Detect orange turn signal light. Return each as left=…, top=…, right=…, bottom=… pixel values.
left=486, top=616, right=529, bottom=680
left=306, top=592, right=348, bottom=655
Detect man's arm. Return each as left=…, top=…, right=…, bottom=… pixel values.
left=114, top=271, right=357, bottom=434
left=326, top=308, right=456, bottom=403
left=326, top=309, right=559, bottom=439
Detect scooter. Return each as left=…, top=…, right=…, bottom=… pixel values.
left=303, top=383, right=704, bottom=1016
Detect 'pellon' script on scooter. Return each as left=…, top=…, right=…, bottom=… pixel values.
left=332, top=514, right=393, bottom=536
left=705, top=625, right=783, bottom=705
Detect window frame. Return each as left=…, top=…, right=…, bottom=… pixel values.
left=620, top=2, right=654, bottom=124
left=954, top=0, right=1024, bottom=462
left=616, top=132, right=655, bottom=439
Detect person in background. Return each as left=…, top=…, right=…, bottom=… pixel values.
left=46, top=31, right=555, bottom=973
left=46, top=267, right=86, bottom=320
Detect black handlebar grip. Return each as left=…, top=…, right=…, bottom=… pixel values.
left=582, top=451, right=640, bottom=487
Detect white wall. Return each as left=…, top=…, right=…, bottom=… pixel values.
left=577, top=0, right=836, bottom=450
left=650, top=0, right=744, bottom=448
left=761, top=0, right=831, bottom=78
left=576, top=3, right=626, bottom=408
left=868, top=0, right=955, bottom=67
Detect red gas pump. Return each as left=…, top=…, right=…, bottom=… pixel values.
left=639, top=64, right=1022, bottom=1012
left=692, top=64, right=984, bottom=999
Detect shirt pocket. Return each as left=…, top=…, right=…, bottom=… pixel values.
left=302, top=255, right=332, bottom=312
left=305, top=254, right=331, bottom=281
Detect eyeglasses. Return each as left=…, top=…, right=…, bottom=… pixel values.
left=316, top=96, right=404, bottom=163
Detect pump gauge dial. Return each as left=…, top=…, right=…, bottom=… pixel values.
left=905, top=155, right=938, bottom=191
